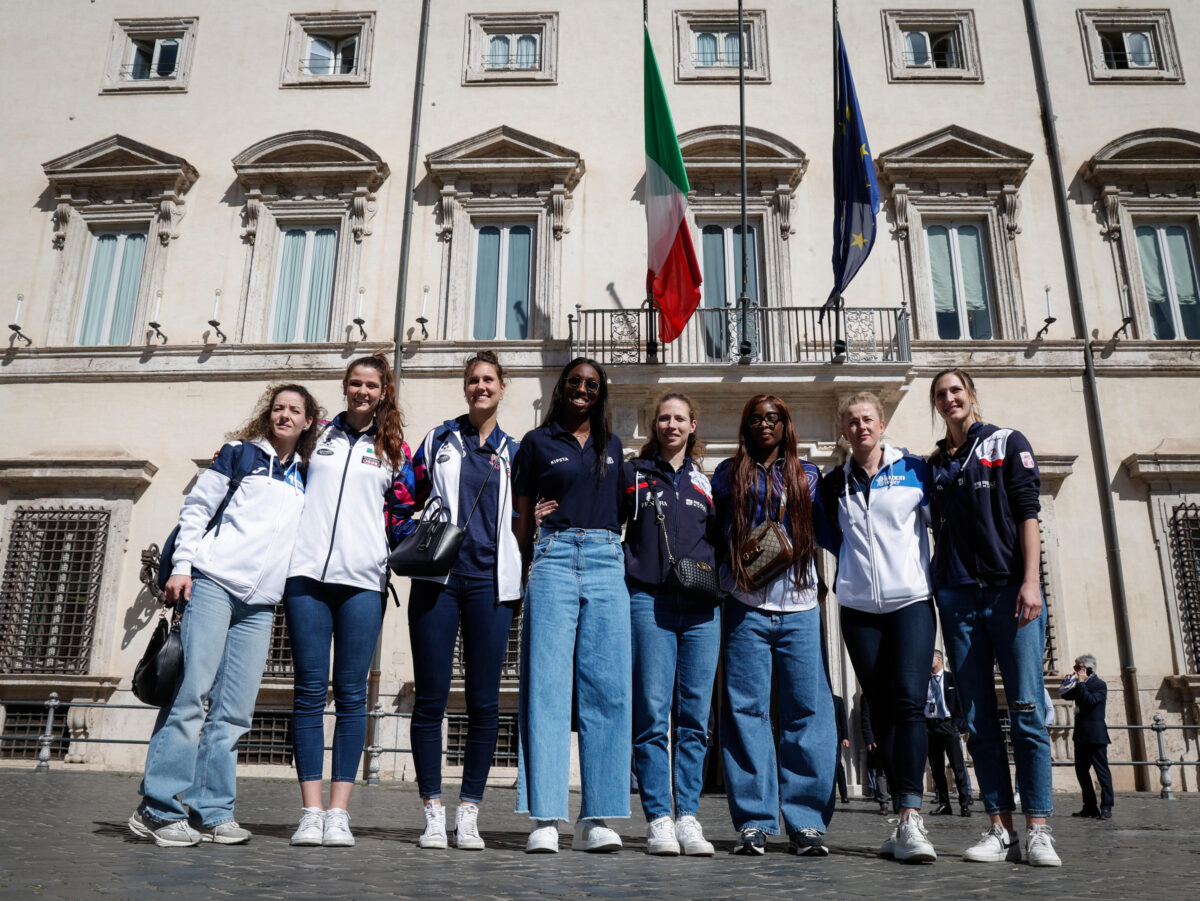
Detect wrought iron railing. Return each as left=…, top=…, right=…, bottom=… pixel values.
left=568, top=304, right=911, bottom=366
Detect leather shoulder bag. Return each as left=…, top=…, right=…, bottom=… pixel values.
left=651, top=481, right=725, bottom=610
left=132, top=602, right=186, bottom=707
left=739, top=488, right=795, bottom=590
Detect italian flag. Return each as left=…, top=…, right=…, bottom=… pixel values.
left=645, top=26, right=702, bottom=343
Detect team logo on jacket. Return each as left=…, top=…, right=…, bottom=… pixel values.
left=1020, top=451, right=1035, bottom=469
left=316, top=448, right=335, bottom=455
left=362, top=456, right=381, bottom=467
left=688, top=470, right=713, bottom=505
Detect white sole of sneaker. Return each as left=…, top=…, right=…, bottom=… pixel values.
left=895, top=849, right=936, bottom=864
left=680, top=847, right=714, bottom=857
left=127, top=815, right=198, bottom=848
left=647, top=844, right=680, bottom=856
left=289, top=837, right=323, bottom=847
left=202, top=833, right=251, bottom=845
left=418, top=836, right=448, bottom=849
left=455, top=835, right=485, bottom=851
left=322, top=838, right=355, bottom=848
left=525, top=843, right=559, bottom=854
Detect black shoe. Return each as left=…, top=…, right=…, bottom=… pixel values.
left=877, top=804, right=890, bottom=815
left=930, top=804, right=952, bottom=816
left=787, top=829, right=829, bottom=857
left=1072, top=807, right=1101, bottom=818
left=1100, top=808, right=1112, bottom=820
left=840, top=796, right=850, bottom=804
left=959, top=806, right=972, bottom=818
left=735, top=827, right=767, bottom=855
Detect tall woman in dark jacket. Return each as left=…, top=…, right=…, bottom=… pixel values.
left=621, top=393, right=719, bottom=857
left=929, top=368, right=1060, bottom=867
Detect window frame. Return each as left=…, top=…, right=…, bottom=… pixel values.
left=463, top=13, right=558, bottom=85
left=1131, top=220, right=1200, bottom=341
left=921, top=219, right=998, bottom=341
left=469, top=220, right=536, bottom=341
left=674, top=10, right=769, bottom=84
left=1077, top=9, right=1184, bottom=85
left=881, top=10, right=982, bottom=84
left=281, top=12, right=375, bottom=89
left=268, top=223, right=341, bottom=344
left=74, top=229, right=150, bottom=347
left=101, top=17, right=198, bottom=95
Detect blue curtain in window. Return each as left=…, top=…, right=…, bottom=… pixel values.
left=1126, top=31, right=1153, bottom=67
left=78, top=235, right=119, bottom=345
left=489, top=35, right=510, bottom=67
left=505, top=226, right=531, bottom=339
left=905, top=31, right=929, bottom=66
left=473, top=226, right=501, bottom=340
left=516, top=34, right=537, bottom=69
left=927, top=225, right=959, bottom=339
left=1136, top=225, right=1174, bottom=339
left=107, top=233, right=145, bottom=345
left=273, top=230, right=307, bottom=342
left=696, top=33, right=717, bottom=66
left=724, top=32, right=741, bottom=67
left=1165, top=225, right=1199, bottom=339
left=701, top=225, right=727, bottom=359
left=732, top=225, right=759, bottom=353
left=304, top=229, right=337, bottom=342
left=957, top=225, right=992, bottom=339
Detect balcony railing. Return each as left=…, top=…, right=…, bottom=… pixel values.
left=569, top=304, right=911, bottom=366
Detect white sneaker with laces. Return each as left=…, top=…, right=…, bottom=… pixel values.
left=675, top=816, right=714, bottom=856
left=128, top=810, right=200, bottom=848
left=418, top=802, right=447, bottom=849
left=879, top=826, right=897, bottom=858
left=455, top=803, right=485, bottom=851
left=323, top=807, right=354, bottom=847
left=646, top=816, right=680, bottom=855
left=525, top=820, right=560, bottom=853
left=893, top=812, right=936, bottom=863
left=289, top=807, right=325, bottom=847
left=962, top=823, right=1021, bottom=863
left=572, top=818, right=622, bottom=853
left=1026, top=824, right=1062, bottom=867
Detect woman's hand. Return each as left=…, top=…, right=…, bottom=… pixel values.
left=533, top=498, right=559, bottom=527
left=164, top=574, right=193, bottom=606
left=1015, top=578, right=1043, bottom=628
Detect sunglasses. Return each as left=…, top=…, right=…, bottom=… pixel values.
left=1073, top=663, right=1085, bottom=671
left=747, top=412, right=783, bottom=428
left=565, top=375, right=600, bottom=395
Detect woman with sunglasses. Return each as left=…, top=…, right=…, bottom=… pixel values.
left=513, top=358, right=630, bottom=854
left=711, top=395, right=835, bottom=858
left=928, top=368, right=1060, bottom=867
left=406, top=351, right=521, bottom=851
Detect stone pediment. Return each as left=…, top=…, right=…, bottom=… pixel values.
left=426, top=126, right=584, bottom=190
left=678, top=126, right=807, bottom=188
left=42, top=134, right=197, bottom=194
left=876, top=125, right=1032, bottom=188
left=1085, top=129, right=1200, bottom=187
left=232, top=131, right=389, bottom=192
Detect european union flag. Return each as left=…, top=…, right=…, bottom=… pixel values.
left=826, top=23, right=880, bottom=311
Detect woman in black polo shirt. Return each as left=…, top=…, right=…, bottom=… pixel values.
left=513, top=357, right=630, bottom=854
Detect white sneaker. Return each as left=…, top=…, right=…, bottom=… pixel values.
left=454, top=803, right=485, bottom=851
left=646, top=816, right=680, bottom=855
left=525, top=820, right=560, bottom=854
left=418, top=802, right=447, bottom=849
left=128, top=810, right=200, bottom=847
left=962, top=823, right=1021, bottom=863
left=323, top=808, right=354, bottom=847
left=572, top=818, right=622, bottom=853
left=289, top=807, right=325, bottom=847
left=675, top=816, right=714, bottom=856
left=879, top=825, right=897, bottom=859
left=893, top=812, right=936, bottom=863
left=1026, top=824, right=1062, bottom=867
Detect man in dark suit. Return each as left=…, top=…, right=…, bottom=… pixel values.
left=860, top=696, right=892, bottom=814
left=926, top=649, right=972, bottom=816
left=1059, top=653, right=1114, bottom=819
left=833, top=694, right=850, bottom=803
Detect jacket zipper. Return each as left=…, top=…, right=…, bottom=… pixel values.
left=320, top=431, right=358, bottom=581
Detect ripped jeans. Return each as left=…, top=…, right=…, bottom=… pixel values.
left=936, top=583, right=1053, bottom=817
left=721, top=602, right=835, bottom=835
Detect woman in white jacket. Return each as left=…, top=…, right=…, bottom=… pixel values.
left=818, top=392, right=938, bottom=864
left=130, top=383, right=319, bottom=847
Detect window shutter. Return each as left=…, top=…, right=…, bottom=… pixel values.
left=156, top=39, right=179, bottom=77
left=308, top=37, right=334, bottom=75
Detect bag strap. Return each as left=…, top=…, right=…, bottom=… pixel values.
left=650, top=480, right=677, bottom=566
left=207, top=441, right=257, bottom=536
left=459, top=452, right=497, bottom=529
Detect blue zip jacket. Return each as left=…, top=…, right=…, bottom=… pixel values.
left=619, top=456, right=718, bottom=590
left=929, top=421, right=1041, bottom=589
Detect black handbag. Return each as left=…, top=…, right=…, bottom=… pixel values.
left=389, top=453, right=495, bottom=578
left=653, top=487, right=725, bottom=611
left=132, top=603, right=186, bottom=707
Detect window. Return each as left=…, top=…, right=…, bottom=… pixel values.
left=0, top=508, right=107, bottom=676
left=699, top=222, right=762, bottom=358
left=281, top=13, right=375, bottom=88
left=447, top=714, right=518, bottom=767
left=101, top=18, right=197, bottom=94
left=1, top=702, right=70, bottom=761
left=454, top=610, right=522, bottom=681
left=75, top=231, right=147, bottom=346
left=270, top=226, right=339, bottom=343
left=238, top=711, right=293, bottom=766
left=1170, top=503, right=1200, bottom=674
left=674, top=10, right=769, bottom=83
left=1134, top=224, right=1200, bottom=340
left=925, top=222, right=995, bottom=340
left=263, top=608, right=293, bottom=678
left=1078, top=10, right=1183, bottom=84
left=881, top=10, right=982, bottom=83
left=464, top=13, right=558, bottom=85
left=471, top=222, right=533, bottom=340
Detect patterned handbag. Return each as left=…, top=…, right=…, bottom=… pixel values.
left=652, top=486, right=725, bottom=610
left=739, top=490, right=794, bottom=589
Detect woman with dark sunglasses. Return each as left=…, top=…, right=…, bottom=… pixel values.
left=512, top=358, right=630, bottom=854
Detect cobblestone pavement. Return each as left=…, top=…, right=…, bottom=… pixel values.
left=2, top=769, right=1196, bottom=900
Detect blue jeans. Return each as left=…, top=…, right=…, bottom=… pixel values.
left=721, top=602, right=836, bottom=835
left=630, top=587, right=721, bottom=822
left=408, top=574, right=514, bottom=802
left=139, top=577, right=273, bottom=826
left=284, top=576, right=384, bottom=784
left=839, top=600, right=936, bottom=811
left=936, top=584, right=1052, bottom=817
left=517, top=530, right=632, bottom=821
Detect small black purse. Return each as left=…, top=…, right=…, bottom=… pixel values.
left=389, top=454, right=495, bottom=578
left=653, top=489, right=725, bottom=611
left=132, top=603, right=186, bottom=707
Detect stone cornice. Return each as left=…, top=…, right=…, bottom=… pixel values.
left=0, top=458, right=157, bottom=490
left=1124, top=453, right=1200, bottom=487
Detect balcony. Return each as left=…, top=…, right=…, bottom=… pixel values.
left=569, top=304, right=911, bottom=366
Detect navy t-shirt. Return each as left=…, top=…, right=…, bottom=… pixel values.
left=453, top=418, right=509, bottom=579
left=513, top=421, right=623, bottom=533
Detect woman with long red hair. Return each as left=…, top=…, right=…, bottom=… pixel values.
left=711, top=395, right=835, bottom=858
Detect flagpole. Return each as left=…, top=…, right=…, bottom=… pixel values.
left=644, top=0, right=659, bottom=363
left=831, top=0, right=846, bottom=360
left=736, top=0, right=751, bottom=361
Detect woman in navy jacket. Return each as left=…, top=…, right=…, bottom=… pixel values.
left=928, top=368, right=1060, bottom=867
left=620, top=393, right=719, bottom=857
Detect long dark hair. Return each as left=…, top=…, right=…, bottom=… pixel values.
left=228, top=383, right=324, bottom=464
left=726, top=394, right=815, bottom=592
left=637, top=392, right=705, bottom=464
left=343, top=353, right=406, bottom=468
left=541, top=356, right=612, bottom=481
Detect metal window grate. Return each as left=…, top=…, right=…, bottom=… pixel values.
left=0, top=702, right=70, bottom=760
left=1170, top=503, right=1200, bottom=673
left=1, top=507, right=107, bottom=674
left=445, top=713, right=518, bottom=767
left=237, top=711, right=293, bottom=766
left=263, top=607, right=294, bottom=677
left=452, top=609, right=522, bottom=682
left=1039, top=516, right=1059, bottom=676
